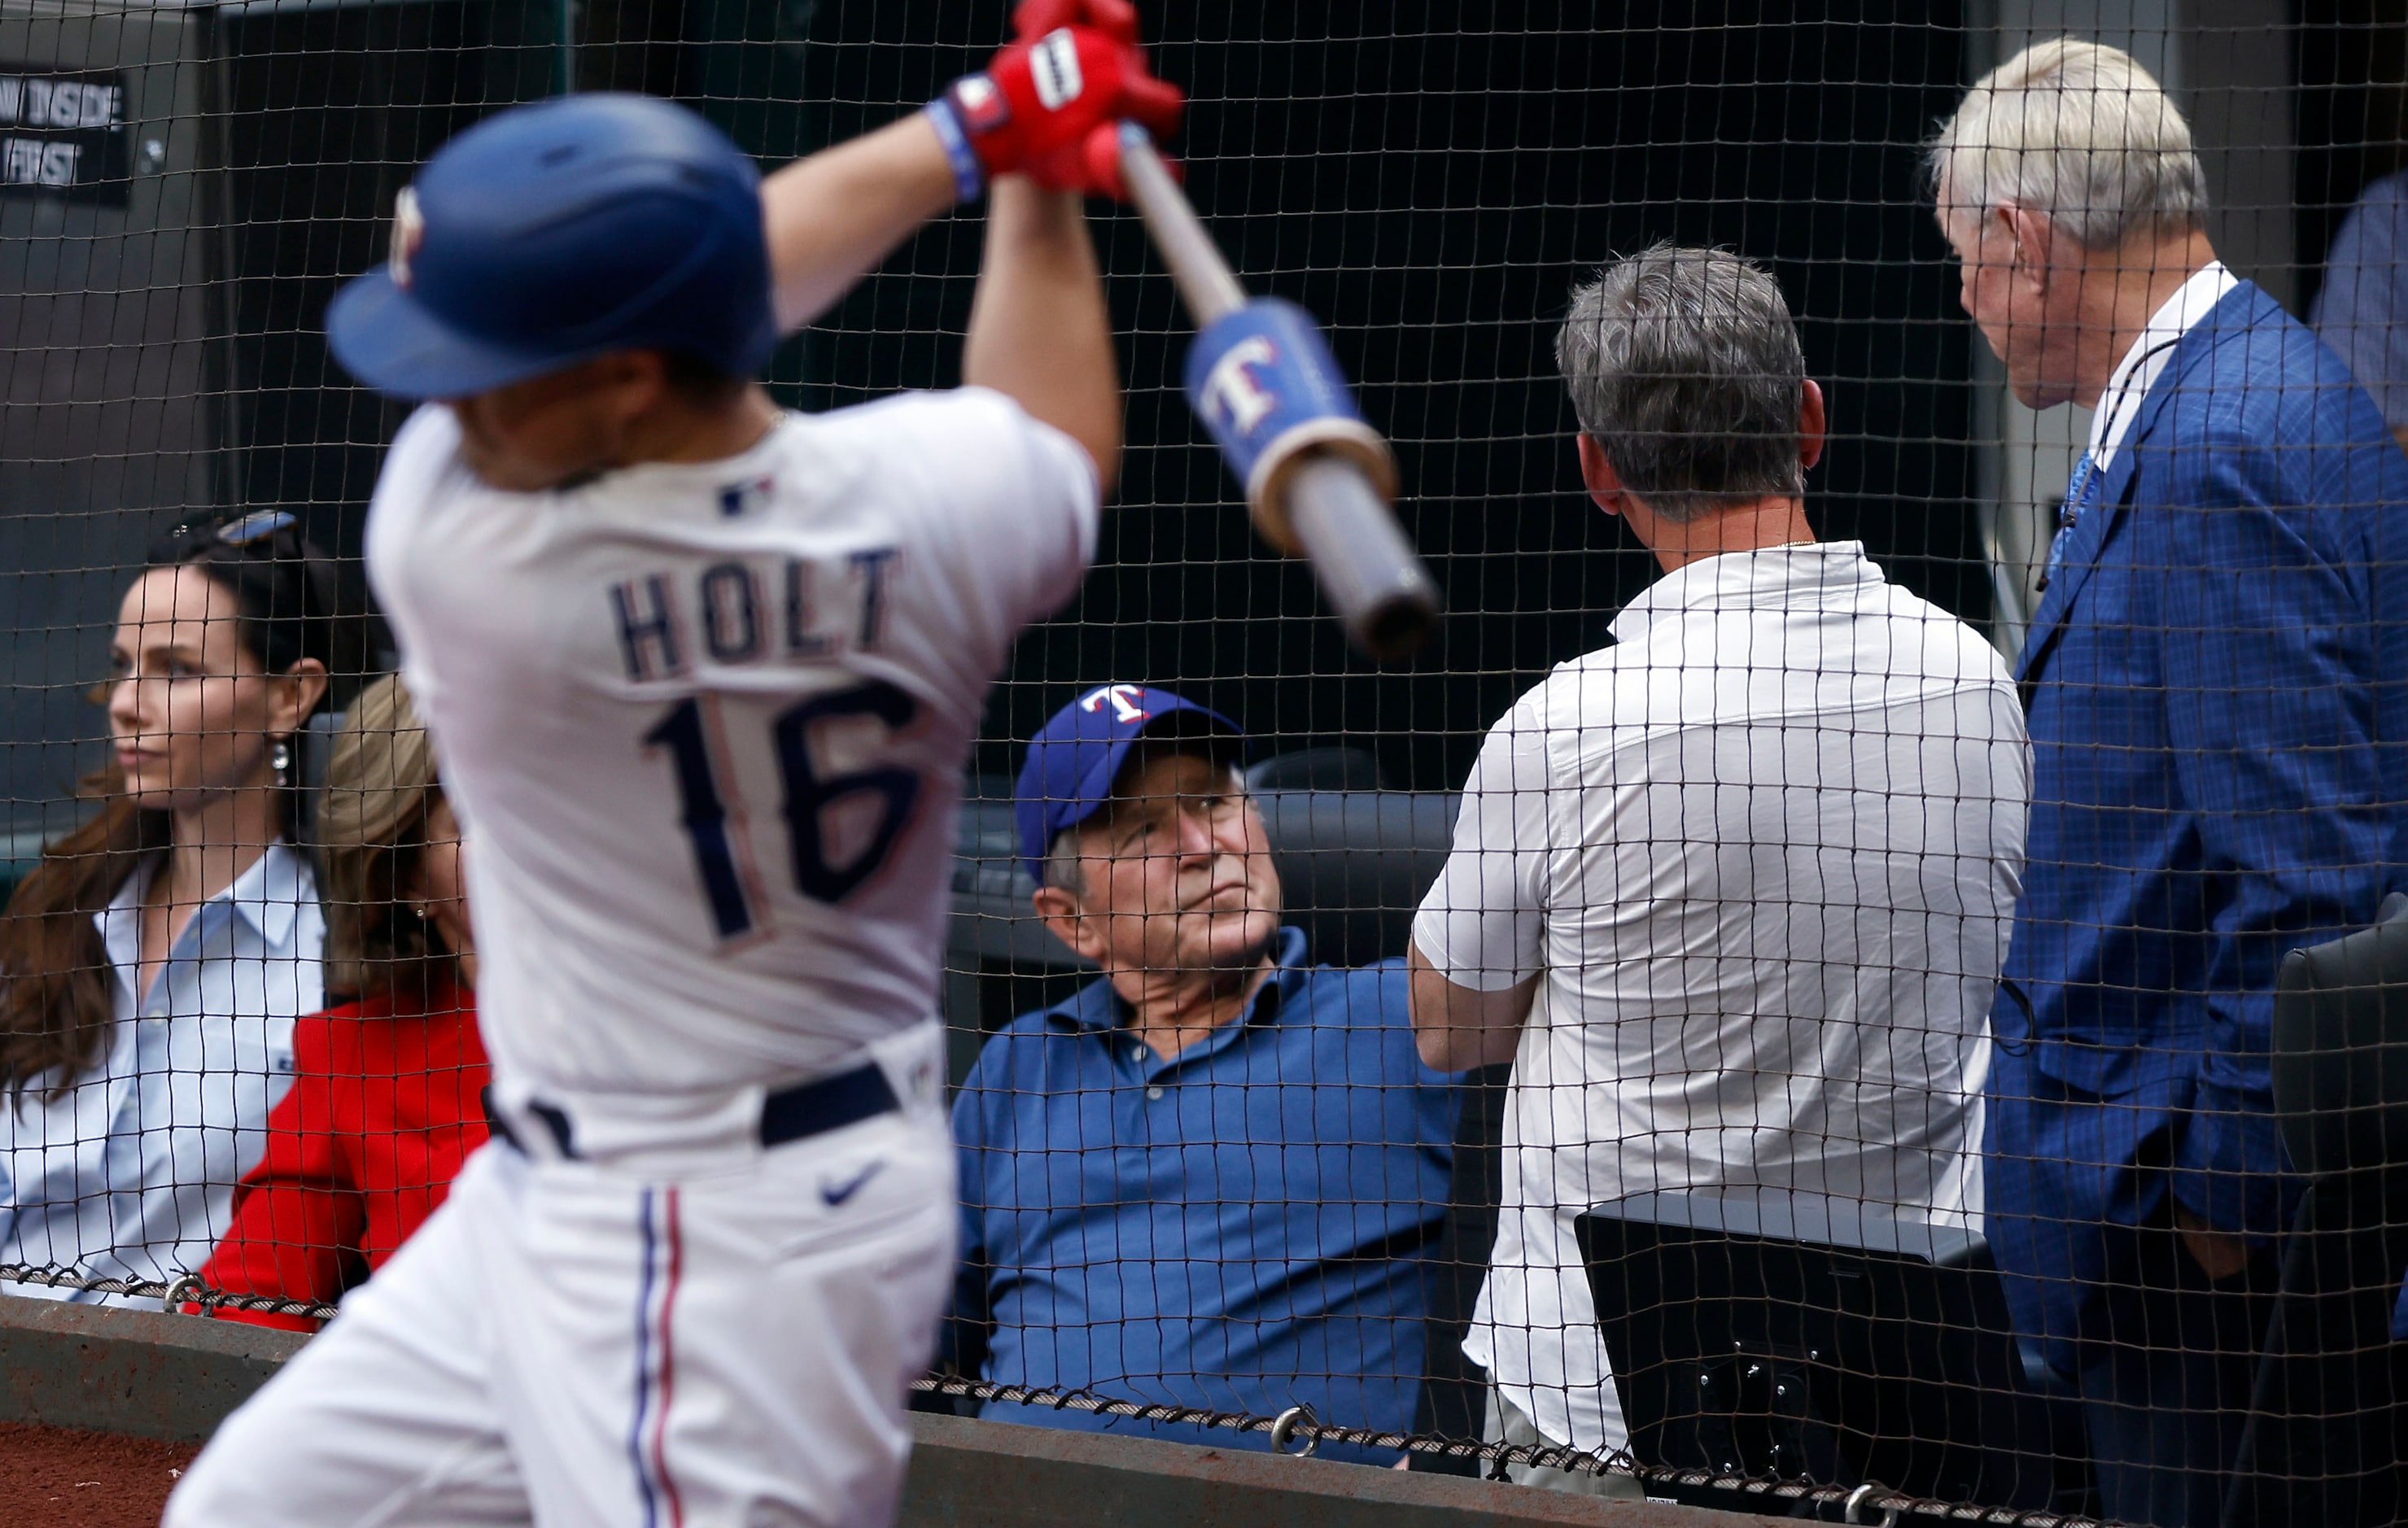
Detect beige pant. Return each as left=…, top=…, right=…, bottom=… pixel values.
left=1482, top=1383, right=1645, bottom=1500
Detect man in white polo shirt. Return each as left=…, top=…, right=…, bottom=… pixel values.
left=1408, top=242, right=2031, bottom=1491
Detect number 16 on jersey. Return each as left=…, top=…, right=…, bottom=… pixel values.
left=644, top=679, right=924, bottom=940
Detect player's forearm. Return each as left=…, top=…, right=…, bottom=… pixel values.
left=762, top=113, right=959, bottom=334
left=1407, top=943, right=1534, bottom=1072
left=964, top=178, right=1121, bottom=496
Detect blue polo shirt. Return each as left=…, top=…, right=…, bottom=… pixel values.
left=951, top=927, right=1458, bottom=1465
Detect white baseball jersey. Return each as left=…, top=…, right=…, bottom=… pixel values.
left=367, top=388, right=1097, bottom=1096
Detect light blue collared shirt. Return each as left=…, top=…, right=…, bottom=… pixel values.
left=0, top=841, right=323, bottom=1303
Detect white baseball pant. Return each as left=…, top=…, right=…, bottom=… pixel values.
left=165, top=1043, right=955, bottom=1528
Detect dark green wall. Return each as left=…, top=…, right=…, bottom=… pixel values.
left=202, top=0, right=1982, bottom=792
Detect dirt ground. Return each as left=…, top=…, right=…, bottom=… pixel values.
left=0, top=1421, right=198, bottom=1528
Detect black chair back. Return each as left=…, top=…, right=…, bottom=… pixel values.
left=2227, top=894, right=2408, bottom=1528
left=1577, top=1187, right=2061, bottom=1514
left=2271, top=894, right=2408, bottom=1177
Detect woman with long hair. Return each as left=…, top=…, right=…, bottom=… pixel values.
left=0, top=511, right=367, bottom=1299
left=198, top=675, right=487, bottom=1331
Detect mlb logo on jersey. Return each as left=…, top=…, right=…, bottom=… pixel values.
left=1079, top=683, right=1150, bottom=725
left=718, top=475, right=775, bottom=518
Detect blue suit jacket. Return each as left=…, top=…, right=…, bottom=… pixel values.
left=1986, top=280, right=2408, bottom=1371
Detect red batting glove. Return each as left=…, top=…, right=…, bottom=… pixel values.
left=924, top=0, right=1182, bottom=202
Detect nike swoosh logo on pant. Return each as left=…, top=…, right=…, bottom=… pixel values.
left=821, top=1162, right=884, bottom=1207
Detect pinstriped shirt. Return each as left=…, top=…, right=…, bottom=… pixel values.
left=1414, top=542, right=2030, bottom=1454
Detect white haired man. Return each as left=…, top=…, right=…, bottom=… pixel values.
left=1929, top=39, right=2408, bottom=1528
left=1409, top=243, right=2031, bottom=1498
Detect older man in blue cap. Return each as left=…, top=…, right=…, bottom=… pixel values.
left=945, top=683, right=1459, bottom=1466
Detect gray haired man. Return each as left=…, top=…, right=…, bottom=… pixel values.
left=1409, top=244, right=2031, bottom=1492
left=1932, top=41, right=2408, bottom=1528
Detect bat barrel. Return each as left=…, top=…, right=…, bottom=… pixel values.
left=1283, top=454, right=1442, bottom=662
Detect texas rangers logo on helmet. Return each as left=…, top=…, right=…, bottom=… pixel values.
left=1079, top=683, right=1149, bottom=724
left=389, top=186, right=426, bottom=290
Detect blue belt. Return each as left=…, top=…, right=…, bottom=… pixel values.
left=482, top=1062, right=900, bottom=1160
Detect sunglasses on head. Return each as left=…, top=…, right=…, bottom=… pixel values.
left=177, top=510, right=299, bottom=548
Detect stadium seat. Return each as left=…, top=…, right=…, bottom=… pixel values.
left=295, top=706, right=346, bottom=846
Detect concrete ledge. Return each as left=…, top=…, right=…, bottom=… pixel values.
left=0, top=1291, right=308, bottom=1442
left=0, top=1292, right=1777, bottom=1526
left=901, top=1412, right=1785, bottom=1527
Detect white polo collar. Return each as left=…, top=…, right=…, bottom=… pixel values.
left=1608, top=539, right=1877, bottom=646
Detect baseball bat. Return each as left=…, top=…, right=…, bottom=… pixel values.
left=1115, top=124, right=1442, bottom=664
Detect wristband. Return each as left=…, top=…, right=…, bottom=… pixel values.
left=924, top=94, right=986, bottom=204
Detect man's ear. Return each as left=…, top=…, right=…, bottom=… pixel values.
left=1033, top=884, right=1106, bottom=964
left=588, top=351, right=669, bottom=427
left=1575, top=432, right=1625, bottom=517
left=1798, top=378, right=1827, bottom=472
left=1999, top=203, right=2057, bottom=291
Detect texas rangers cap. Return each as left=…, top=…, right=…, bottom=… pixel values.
left=1016, top=684, right=1244, bottom=887
left=326, top=93, right=778, bottom=400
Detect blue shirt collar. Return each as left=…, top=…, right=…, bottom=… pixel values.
left=94, top=839, right=314, bottom=974
left=1048, top=924, right=1312, bottom=1035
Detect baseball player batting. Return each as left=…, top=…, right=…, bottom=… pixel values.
left=166, top=2, right=1178, bottom=1525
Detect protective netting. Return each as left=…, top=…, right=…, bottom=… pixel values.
left=5, top=3, right=2408, bottom=1526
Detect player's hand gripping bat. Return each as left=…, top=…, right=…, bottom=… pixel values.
left=1113, top=123, right=1442, bottom=663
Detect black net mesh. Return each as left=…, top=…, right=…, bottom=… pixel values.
left=4, top=4, right=2407, bottom=1525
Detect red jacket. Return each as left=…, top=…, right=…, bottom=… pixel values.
left=199, top=978, right=487, bottom=1331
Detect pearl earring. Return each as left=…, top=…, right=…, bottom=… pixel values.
left=270, top=738, right=292, bottom=789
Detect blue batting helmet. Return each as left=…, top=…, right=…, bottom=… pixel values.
left=326, top=93, right=778, bottom=400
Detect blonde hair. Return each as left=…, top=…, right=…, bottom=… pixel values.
left=317, top=675, right=448, bottom=999
left=1927, top=37, right=2206, bottom=251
